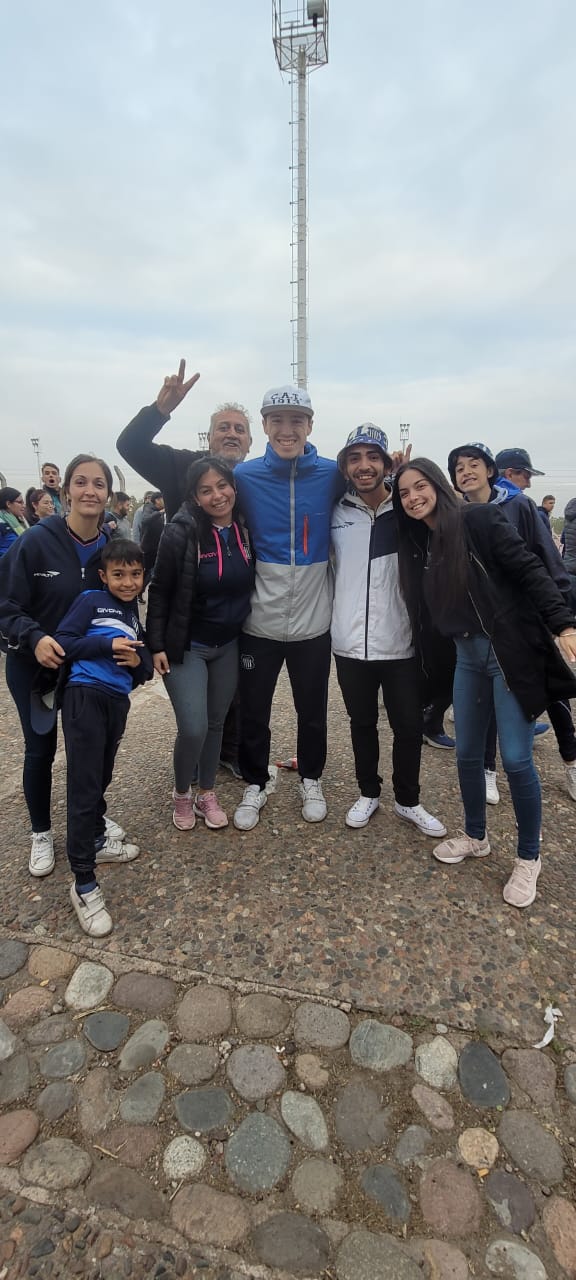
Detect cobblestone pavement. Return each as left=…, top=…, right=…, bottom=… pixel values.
left=1, top=665, right=576, bottom=1276
left=1, top=938, right=576, bottom=1278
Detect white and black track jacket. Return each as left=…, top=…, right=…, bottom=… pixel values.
left=330, top=491, right=414, bottom=661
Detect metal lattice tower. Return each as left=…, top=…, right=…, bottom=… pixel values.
left=273, top=1, right=329, bottom=388
left=400, top=423, right=411, bottom=452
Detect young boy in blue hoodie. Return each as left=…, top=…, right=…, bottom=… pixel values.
left=53, top=539, right=153, bottom=937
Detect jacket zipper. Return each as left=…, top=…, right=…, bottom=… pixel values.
left=285, top=461, right=298, bottom=641
left=364, top=511, right=375, bottom=660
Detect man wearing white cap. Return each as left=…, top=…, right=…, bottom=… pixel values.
left=232, top=386, right=344, bottom=830
left=331, top=425, right=447, bottom=837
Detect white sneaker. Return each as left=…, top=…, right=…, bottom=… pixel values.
left=95, top=837, right=139, bottom=864
left=29, top=831, right=55, bottom=878
left=300, top=778, right=327, bottom=823
left=346, top=796, right=380, bottom=828
left=446, top=705, right=455, bottom=722
left=565, top=762, right=576, bottom=802
left=485, top=770, right=500, bottom=805
left=394, top=802, right=447, bottom=838
left=234, top=784, right=267, bottom=831
left=70, top=882, right=113, bottom=936
left=104, top=815, right=126, bottom=841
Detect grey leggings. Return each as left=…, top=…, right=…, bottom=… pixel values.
left=163, top=640, right=238, bottom=792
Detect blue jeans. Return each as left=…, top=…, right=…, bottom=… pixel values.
left=453, top=635, right=540, bottom=860
left=163, top=639, right=238, bottom=792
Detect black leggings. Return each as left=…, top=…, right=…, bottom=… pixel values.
left=6, top=652, right=57, bottom=832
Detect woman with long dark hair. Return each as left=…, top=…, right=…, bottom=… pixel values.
left=0, top=454, right=132, bottom=877
left=25, top=488, right=55, bottom=526
left=147, top=457, right=254, bottom=832
left=0, top=488, right=28, bottom=557
left=392, top=458, right=576, bottom=908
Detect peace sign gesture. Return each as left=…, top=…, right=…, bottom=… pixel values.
left=156, top=359, right=200, bottom=416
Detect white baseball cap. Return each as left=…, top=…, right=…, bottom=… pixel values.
left=261, top=385, right=314, bottom=417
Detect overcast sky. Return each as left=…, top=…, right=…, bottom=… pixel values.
left=1, top=0, right=575, bottom=507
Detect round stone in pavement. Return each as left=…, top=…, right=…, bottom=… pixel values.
left=64, top=962, right=114, bottom=1012
left=37, top=1082, right=76, bottom=1123
left=174, top=1087, right=234, bottom=1133
left=334, top=1079, right=390, bottom=1151
left=83, top=1011, right=130, bottom=1052
left=28, top=945, right=76, bottom=980
left=0, top=1052, right=31, bottom=1105
left=0, top=1018, right=17, bottom=1062
left=419, top=1158, right=482, bottom=1237
left=295, top=1053, right=330, bottom=1090
left=0, top=940, right=28, bottom=979
left=498, top=1110, right=564, bottom=1185
left=502, top=1048, right=557, bottom=1108
left=118, top=1019, right=170, bottom=1072
left=407, top=1239, right=470, bottom=1280
left=166, top=1043, right=219, bottom=1085
left=415, top=1036, right=458, bottom=1090
left=21, top=1138, right=92, bottom=1189
left=171, top=1184, right=249, bottom=1249
left=565, top=1063, right=576, bottom=1104
left=112, top=971, right=177, bottom=1014
left=350, top=1019, right=413, bottom=1072
left=485, top=1239, right=547, bottom=1279
left=252, top=1212, right=331, bottom=1276
left=0, top=1109, right=39, bottom=1161
left=485, top=1170, right=536, bottom=1234
left=542, top=1195, right=576, bottom=1276
left=163, top=1136, right=206, bottom=1181
left=458, top=1127, right=499, bottom=1170
left=227, top=1044, right=286, bottom=1101
left=294, top=1002, right=350, bottom=1049
left=458, top=1041, right=510, bottom=1108
left=175, top=983, right=232, bottom=1041
left=40, top=1039, right=86, bottom=1079
left=280, top=1091, right=329, bottom=1151
left=411, top=1082, right=454, bottom=1131
left=236, top=993, right=291, bottom=1038
left=225, top=1112, right=291, bottom=1192
left=395, top=1125, right=433, bottom=1166
left=100, top=1123, right=160, bottom=1168
left=26, top=1014, right=73, bottom=1046
left=291, top=1157, right=344, bottom=1214
left=87, top=1164, right=165, bottom=1222
left=2, top=985, right=53, bottom=1027
left=361, top=1164, right=411, bottom=1222
left=120, top=1071, right=165, bottom=1123
left=337, top=1229, right=422, bottom=1280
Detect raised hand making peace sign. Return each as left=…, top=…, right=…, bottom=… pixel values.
left=156, top=359, right=200, bottom=417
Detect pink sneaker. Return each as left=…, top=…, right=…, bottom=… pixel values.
left=193, top=791, right=229, bottom=829
left=172, top=789, right=196, bottom=831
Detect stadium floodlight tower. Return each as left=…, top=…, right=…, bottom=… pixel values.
left=272, top=0, right=329, bottom=389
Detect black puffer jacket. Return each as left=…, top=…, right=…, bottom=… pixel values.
left=146, top=506, right=252, bottom=663
left=462, top=504, right=575, bottom=718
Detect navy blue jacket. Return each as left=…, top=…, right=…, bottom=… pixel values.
left=0, top=516, right=110, bottom=659
left=53, top=589, right=153, bottom=696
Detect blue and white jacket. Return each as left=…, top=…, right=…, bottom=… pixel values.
left=234, top=443, right=345, bottom=641
left=53, top=589, right=153, bottom=697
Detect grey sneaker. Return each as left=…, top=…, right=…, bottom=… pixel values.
left=485, top=771, right=500, bottom=805
left=433, top=830, right=491, bottom=864
left=300, top=778, right=327, bottom=823
left=29, top=831, right=55, bottom=878
left=234, top=785, right=267, bottom=831
left=565, top=761, right=576, bottom=802
left=70, top=883, right=113, bottom=937
left=95, top=837, right=139, bottom=864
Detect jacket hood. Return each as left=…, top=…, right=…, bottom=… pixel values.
left=564, top=498, right=576, bottom=522
left=490, top=477, right=522, bottom=503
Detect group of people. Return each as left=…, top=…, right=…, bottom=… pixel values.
left=1, top=361, right=575, bottom=940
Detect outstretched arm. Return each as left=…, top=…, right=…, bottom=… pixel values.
left=116, top=360, right=201, bottom=496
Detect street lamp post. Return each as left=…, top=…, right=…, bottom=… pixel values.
left=30, top=438, right=41, bottom=481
